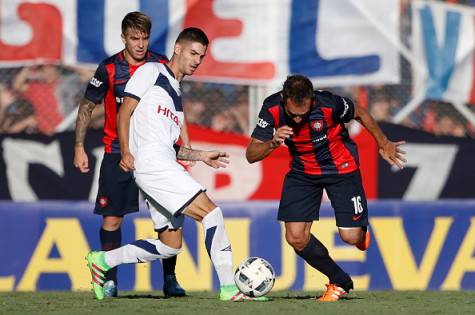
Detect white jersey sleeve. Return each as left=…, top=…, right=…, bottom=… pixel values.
left=124, top=62, right=159, bottom=101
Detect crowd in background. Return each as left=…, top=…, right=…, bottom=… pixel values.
left=1, top=63, right=474, bottom=138
left=1, top=0, right=475, bottom=138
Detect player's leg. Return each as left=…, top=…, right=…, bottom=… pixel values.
left=100, top=215, right=122, bottom=296
left=86, top=197, right=183, bottom=300
left=86, top=238, right=181, bottom=300
left=326, top=170, right=370, bottom=251
left=88, top=154, right=142, bottom=299
left=184, top=192, right=267, bottom=301
left=284, top=221, right=353, bottom=300
left=158, top=228, right=186, bottom=297
left=133, top=164, right=265, bottom=301
left=143, top=196, right=187, bottom=297
left=278, top=171, right=353, bottom=301
left=94, top=153, right=140, bottom=297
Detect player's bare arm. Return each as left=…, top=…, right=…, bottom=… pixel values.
left=73, top=97, right=97, bottom=173
left=354, top=104, right=407, bottom=169
left=178, top=117, right=196, bottom=167
left=177, top=146, right=229, bottom=169
left=246, top=126, right=293, bottom=163
left=117, top=96, right=140, bottom=172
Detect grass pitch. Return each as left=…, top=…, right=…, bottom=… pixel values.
left=1, top=291, right=474, bottom=315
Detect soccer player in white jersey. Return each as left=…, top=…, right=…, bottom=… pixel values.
left=85, top=27, right=266, bottom=302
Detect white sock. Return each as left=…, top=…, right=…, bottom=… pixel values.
left=201, top=207, right=234, bottom=286
left=104, top=239, right=181, bottom=268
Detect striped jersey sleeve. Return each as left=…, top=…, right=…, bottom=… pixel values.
left=84, top=62, right=109, bottom=104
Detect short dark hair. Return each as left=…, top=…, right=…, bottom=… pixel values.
left=176, top=27, right=209, bottom=46
left=282, top=75, right=314, bottom=105
left=121, top=11, right=151, bottom=35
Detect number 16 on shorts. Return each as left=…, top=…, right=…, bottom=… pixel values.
left=351, top=196, right=363, bottom=214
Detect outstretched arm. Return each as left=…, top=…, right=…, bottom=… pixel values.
left=177, top=146, right=229, bottom=169
left=117, top=96, right=139, bottom=171
left=354, top=104, right=406, bottom=169
left=73, top=97, right=98, bottom=173
left=246, top=126, right=293, bottom=163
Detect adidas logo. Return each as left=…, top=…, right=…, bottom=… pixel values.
left=221, top=245, right=232, bottom=252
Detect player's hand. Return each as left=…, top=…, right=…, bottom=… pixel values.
left=378, top=140, right=407, bottom=170
left=178, top=144, right=196, bottom=167
left=74, top=145, right=89, bottom=173
left=271, top=126, right=293, bottom=148
left=120, top=152, right=135, bottom=172
left=202, top=151, right=229, bottom=169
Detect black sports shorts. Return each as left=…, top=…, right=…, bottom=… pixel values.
left=94, top=153, right=139, bottom=216
left=278, top=170, right=368, bottom=227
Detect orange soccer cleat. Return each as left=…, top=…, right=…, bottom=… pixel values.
left=317, top=283, right=346, bottom=302
left=356, top=228, right=371, bottom=251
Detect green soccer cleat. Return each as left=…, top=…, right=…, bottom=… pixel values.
left=219, top=284, right=271, bottom=302
left=85, top=251, right=111, bottom=300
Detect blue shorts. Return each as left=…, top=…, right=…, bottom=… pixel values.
left=278, top=170, right=368, bottom=227
left=94, top=153, right=139, bottom=216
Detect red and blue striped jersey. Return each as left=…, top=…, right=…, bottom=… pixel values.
left=251, top=90, right=359, bottom=176
left=84, top=50, right=168, bottom=153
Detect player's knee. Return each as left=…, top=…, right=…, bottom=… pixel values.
left=339, top=229, right=363, bottom=245
left=102, top=216, right=123, bottom=230
left=285, top=232, right=308, bottom=251
left=186, top=192, right=217, bottom=221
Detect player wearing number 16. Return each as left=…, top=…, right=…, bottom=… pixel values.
left=246, top=75, right=407, bottom=302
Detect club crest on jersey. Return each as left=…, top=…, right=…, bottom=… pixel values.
left=98, top=197, right=108, bottom=208
left=310, top=120, right=324, bottom=132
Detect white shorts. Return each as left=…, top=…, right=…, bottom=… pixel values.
left=134, top=160, right=205, bottom=231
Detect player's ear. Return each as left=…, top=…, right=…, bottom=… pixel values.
left=121, top=33, right=126, bottom=45
left=174, top=42, right=183, bottom=55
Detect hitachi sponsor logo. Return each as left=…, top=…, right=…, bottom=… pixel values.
left=89, top=77, right=103, bottom=88
left=312, top=134, right=327, bottom=143
left=339, top=97, right=349, bottom=118
left=157, top=105, right=182, bottom=127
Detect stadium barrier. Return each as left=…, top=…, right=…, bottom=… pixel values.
left=1, top=200, right=475, bottom=292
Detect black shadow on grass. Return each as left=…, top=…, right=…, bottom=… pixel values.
left=275, top=295, right=364, bottom=301
left=275, top=295, right=315, bottom=300
left=117, top=294, right=170, bottom=299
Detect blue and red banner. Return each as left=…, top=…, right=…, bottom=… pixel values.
left=0, top=0, right=400, bottom=86
left=413, top=0, right=475, bottom=105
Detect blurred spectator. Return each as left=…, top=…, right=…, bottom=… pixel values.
left=0, top=83, right=36, bottom=134
left=369, top=95, right=392, bottom=122
left=11, top=64, right=93, bottom=135
left=210, top=109, right=237, bottom=133
left=227, top=90, right=249, bottom=134
left=56, top=65, right=94, bottom=120
left=12, top=64, right=64, bottom=135
left=434, top=114, right=467, bottom=137
left=184, top=96, right=207, bottom=125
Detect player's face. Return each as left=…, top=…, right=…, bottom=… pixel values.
left=284, top=98, right=313, bottom=125
left=122, top=28, right=150, bottom=64
left=175, top=41, right=207, bottom=76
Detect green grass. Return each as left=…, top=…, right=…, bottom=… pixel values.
left=1, top=291, right=474, bottom=315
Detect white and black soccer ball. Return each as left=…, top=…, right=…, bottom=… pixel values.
left=234, top=257, right=275, bottom=297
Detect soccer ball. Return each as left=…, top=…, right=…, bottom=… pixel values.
left=234, top=257, right=275, bottom=297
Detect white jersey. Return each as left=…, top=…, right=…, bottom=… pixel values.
left=124, top=62, right=205, bottom=219
left=124, top=62, right=183, bottom=165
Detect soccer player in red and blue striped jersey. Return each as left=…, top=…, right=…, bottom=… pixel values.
left=246, top=74, right=406, bottom=301
left=74, top=11, right=187, bottom=298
